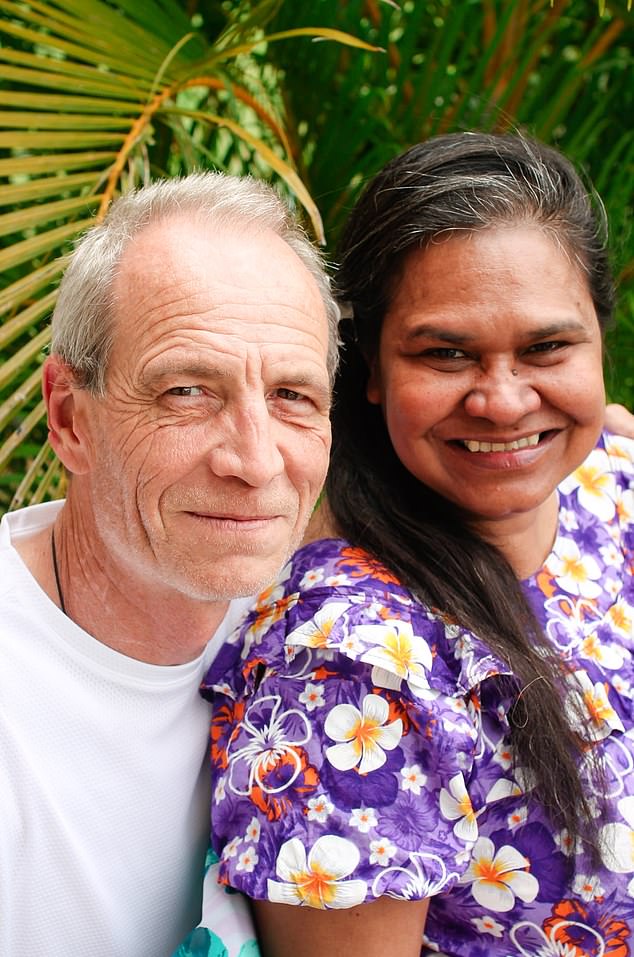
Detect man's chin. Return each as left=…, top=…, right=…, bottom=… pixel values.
left=175, top=551, right=294, bottom=604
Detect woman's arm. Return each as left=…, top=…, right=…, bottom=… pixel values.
left=252, top=896, right=430, bottom=957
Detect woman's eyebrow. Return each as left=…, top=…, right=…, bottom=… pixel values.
left=404, top=318, right=589, bottom=344
left=404, top=324, right=476, bottom=344
left=526, top=320, right=589, bottom=338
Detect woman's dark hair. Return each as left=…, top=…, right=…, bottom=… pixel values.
left=328, top=132, right=615, bottom=850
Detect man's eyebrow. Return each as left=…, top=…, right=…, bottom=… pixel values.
left=140, top=362, right=229, bottom=386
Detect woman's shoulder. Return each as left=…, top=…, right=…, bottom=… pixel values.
left=558, top=431, right=633, bottom=507
left=202, top=537, right=511, bottom=702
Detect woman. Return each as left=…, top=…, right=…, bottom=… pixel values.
left=196, top=133, right=634, bottom=956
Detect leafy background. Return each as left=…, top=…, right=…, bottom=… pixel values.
left=0, top=0, right=632, bottom=512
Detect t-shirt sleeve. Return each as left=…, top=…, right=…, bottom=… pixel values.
left=205, top=552, right=483, bottom=908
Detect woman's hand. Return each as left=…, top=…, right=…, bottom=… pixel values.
left=605, top=403, right=634, bottom=437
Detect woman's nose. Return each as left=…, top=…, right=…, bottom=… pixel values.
left=463, top=365, right=541, bottom=424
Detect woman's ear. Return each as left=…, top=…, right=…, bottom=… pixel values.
left=43, top=355, right=94, bottom=474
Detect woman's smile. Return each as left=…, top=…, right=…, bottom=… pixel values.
left=367, top=225, right=605, bottom=532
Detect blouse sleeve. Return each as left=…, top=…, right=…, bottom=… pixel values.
left=204, top=544, right=484, bottom=909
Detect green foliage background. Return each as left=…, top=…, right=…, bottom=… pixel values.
left=0, top=0, right=632, bottom=512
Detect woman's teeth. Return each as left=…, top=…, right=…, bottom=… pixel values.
left=462, top=433, right=541, bottom=453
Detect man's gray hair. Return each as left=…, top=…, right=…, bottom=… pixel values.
left=51, top=172, right=341, bottom=394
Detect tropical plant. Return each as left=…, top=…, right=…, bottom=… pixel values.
left=0, top=0, right=376, bottom=510
left=1, top=0, right=632, bottom=512
left=266, top=0, right=634, bottom=402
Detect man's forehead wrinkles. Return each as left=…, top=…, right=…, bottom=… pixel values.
left=121, top=295, right=326, bottom=340
left=121, top=262, right=318, bottom=311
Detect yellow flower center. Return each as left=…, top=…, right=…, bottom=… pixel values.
left=609, top=605, right=630, bottom=631
left=350, top=716, right=382, bottom=755
left=474, top=856, right=505, bottom=886
left=309, top=619, right=335, bottom=648
left=581, top=635, right=600, bottom=659
left=456, top=791, right=475, bottom=821
left=561, top=555, right=587, bottom=581
left=576, top=465, right=609, bottom=497
left=384, top=631, right=415, bottom=674
left=293, top=865, right=337, bottom=908
left=583, top=687, right=613, bottom=725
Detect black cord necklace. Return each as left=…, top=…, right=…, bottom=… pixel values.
left=51, top=528, right=67, bottom=615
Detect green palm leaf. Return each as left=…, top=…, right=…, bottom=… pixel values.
left=0, top=0, right=377, bottom=510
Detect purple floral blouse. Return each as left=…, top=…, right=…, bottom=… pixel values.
left=201, top=433, right=634, bottom=956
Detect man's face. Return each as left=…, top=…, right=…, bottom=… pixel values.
left=73, top=217, right=332, bottom=601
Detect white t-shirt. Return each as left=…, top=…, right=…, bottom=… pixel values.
left=0, top=501, right=247, bottom=957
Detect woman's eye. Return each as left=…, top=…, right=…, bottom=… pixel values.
left=166, top=386, right=205, bottom=396
left=526, top=341, right=566, bottom=354
left=423, top=348, right=469, bottom=360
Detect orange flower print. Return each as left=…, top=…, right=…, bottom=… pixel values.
left=211, top=699, right=246, bottom=770
left=543, top=899, right=630, bottom=957
left=337, top=547, right=401, bottom=585
left=250, top=749, right=319, bottom=821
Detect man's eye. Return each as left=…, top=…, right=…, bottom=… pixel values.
left=166, top=386, right=204, bottom=396
left=275, top=388, right=304, bottom=401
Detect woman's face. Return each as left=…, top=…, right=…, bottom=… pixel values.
left=367, top=225, right=605, bottom=531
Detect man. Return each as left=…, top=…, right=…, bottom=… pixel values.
left=0, top=173, right=339, bottom=957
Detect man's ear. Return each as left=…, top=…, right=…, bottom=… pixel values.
left=43, top=355, right=94, bottom=474
left=366, top=357, right=382, bottom=406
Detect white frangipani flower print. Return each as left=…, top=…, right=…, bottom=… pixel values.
left=285, top=602, right=351, bottom=649
left=606, top=598, right=633, bottom=639
left=547, top=537, right=602, bottom=598
left=572, top=873, right=605, bottom=901
left=471, top=915, right=504, bottom=937
left=601, top=795, right=634, bottom=873
left=559, top=448, right=617, bottom=521
left=299, top=567, right=324, bottom=589
left=298, top=682, right=325, bottom=712
left=579, top=632, right=624, bottom=669
left=507, top=806, right=528, bottom=830
left=349, top=807, right=378, bottom=833
left=616, top=487, right=634, bottom=524
left=369, top=837, right=397, bottom=866
left=214, top=778, right=226, bottom=805
left=244, top=817, right=260, bottom=843
left=306, top=795, right=334, bottom=823
left=267, top=836, right=367, bottom=908
left=439, top=773, right=478, bottom=842
left=400, top=764, right=427, bottom=794
left=564, top=670, right=624, bottom=742
left=236, top=847, right=258, bottom=873
left=554, top=828, right=582, bottom=857
left=603, top=434, right=634, bottom=473
left=353, top=619, right=433, bottom=696
left=222, top=836, right=241, bottom=860
left=325, top=693, right=403, bottom=773
left=461, top=837, right=538, bottom=912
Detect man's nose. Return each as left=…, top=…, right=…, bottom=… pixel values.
left=207, top=397, right=285, bottom=487
left=463, top=364, right=541, bottom=424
